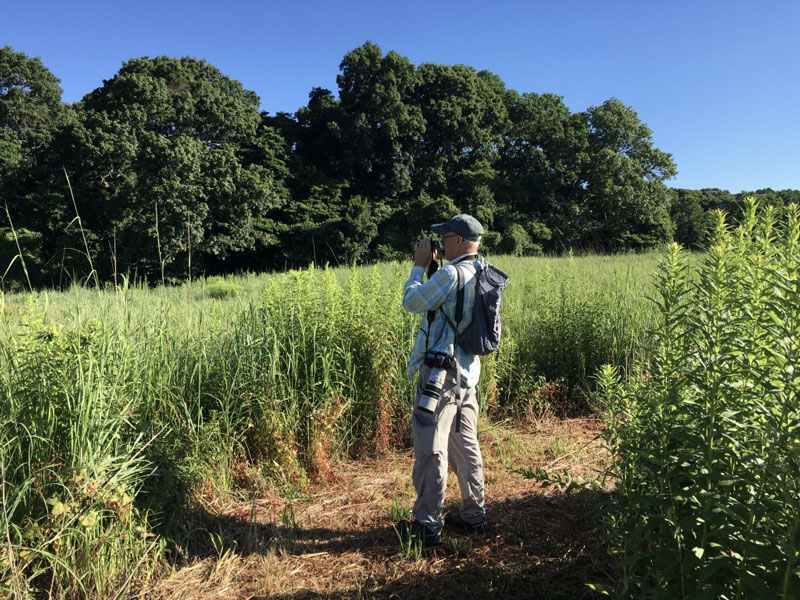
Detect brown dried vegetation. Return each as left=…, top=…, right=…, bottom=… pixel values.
left=143, top=417, right=612, bottom=600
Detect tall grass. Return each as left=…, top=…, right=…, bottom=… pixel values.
left=598, top=201, right=800, bottom=597
left=495, top=251, right=659, bottom=414
left=0, top=252, right=658, bottom=597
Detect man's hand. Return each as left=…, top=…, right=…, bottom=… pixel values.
left=413, top=239, right=437, bottom=268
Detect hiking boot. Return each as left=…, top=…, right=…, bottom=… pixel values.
left=396, top=520, right=442, bottom=548
left=444, top=510, right=488, bottom=534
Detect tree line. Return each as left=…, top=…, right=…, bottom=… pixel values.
left=1, top=42, right=797, bottom=288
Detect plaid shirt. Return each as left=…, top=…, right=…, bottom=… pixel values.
left=402, top=253, right=481, bottom=387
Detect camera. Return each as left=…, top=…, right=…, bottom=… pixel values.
left=424, top=351, right=455, bottom=369
left=418, top=366, right=448, bottom=414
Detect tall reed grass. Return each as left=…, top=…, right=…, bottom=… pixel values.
left=0, top=252, right=657, bottom=597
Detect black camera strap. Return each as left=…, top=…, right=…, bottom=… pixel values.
left=425, top=250, right=442, bottom=327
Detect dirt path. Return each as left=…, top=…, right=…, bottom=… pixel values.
left=144, top=418, right=612, bottom=599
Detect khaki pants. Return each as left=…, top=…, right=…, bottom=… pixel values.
left=411, top=364, right=486, bottom=535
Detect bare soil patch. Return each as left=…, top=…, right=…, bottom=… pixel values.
left=143, top=417, right=612, bottom=599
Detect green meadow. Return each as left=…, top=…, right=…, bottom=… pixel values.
left=0, top=251, right=658, bottom=597
left=3, top=203, right=798, bottom=599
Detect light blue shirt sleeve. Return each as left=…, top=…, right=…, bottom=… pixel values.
left=402, top=266, right=457, bottom=314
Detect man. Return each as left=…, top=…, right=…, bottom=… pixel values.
left=400, top=213, right=488, bottom=547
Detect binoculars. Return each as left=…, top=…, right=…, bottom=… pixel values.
left=427, top=239, right=441, bottom=279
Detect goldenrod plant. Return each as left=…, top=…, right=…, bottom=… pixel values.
left=598, top=200, right=800, bottom=597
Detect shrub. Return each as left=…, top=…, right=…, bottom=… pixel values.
left=0, top=227, right=44, bottom=291
left=494, top=252, right=655, bottom=413
left=0, top=307, right=163, bottom=598
left=201, top=276, right=241, bottom=299
left=598, top=200, right=800, bottom=597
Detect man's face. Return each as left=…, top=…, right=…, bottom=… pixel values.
left=440, top=232, right=462, bottom=261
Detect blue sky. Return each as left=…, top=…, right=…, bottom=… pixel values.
left=6, top=0, right=799, bottom=192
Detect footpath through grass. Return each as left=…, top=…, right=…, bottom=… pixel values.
left=143, top=417, right=610, bottom=600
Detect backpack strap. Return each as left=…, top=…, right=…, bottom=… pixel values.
left=443, top=253, right=479, bottom=334
left=454, top=262, right=465, bottom=324
left=424, top=254, right=474, bottom=355
left=452, top=265, right=465, bottom=433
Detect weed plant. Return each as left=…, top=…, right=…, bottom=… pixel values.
left=0, top=252, right=657, bottom=597
left=393, top=524, right=424, bottom=561
left=388, top=497, right=412, bottom=523
left=598, top=201, right=800, bottom=597
left=447, top=536, right=473, bottom=558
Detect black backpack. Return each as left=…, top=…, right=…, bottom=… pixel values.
left=443, top=256, right=508, bottom=355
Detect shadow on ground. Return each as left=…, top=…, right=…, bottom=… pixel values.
left=170, top=489, right=614, bottom=599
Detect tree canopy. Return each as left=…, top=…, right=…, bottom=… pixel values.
left=0, top=46, right=64, bottom=187
left=2, top=42, right=792, bottom=288
left=20, top=55, right=289, bottom=281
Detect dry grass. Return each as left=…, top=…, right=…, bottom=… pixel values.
left=142, top=417, right=612, bottom=600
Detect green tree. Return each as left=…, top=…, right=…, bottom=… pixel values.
left=292, top=88, right=349, bottom=187
left=494, top=90, right=587, bottom=251
left=29, top=56, right=289, bottom=281
left=670, top=189, right=714, bottom=248
left=270, top=95, right=369, bottom=268
left=735, top=187, right=800, bottom=214
left=580, top=98, right=677, bottom=249
left=411, top=63, right=508, bottom=222
left=374, top=192, right=461, bottom=260
left=0, top=227, right=43, bottom=290
left=0, top=46, right=64, bottom=192
left=335, top=42, right=423, bottom=205
left=277, top=43, right=425, bottom=265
